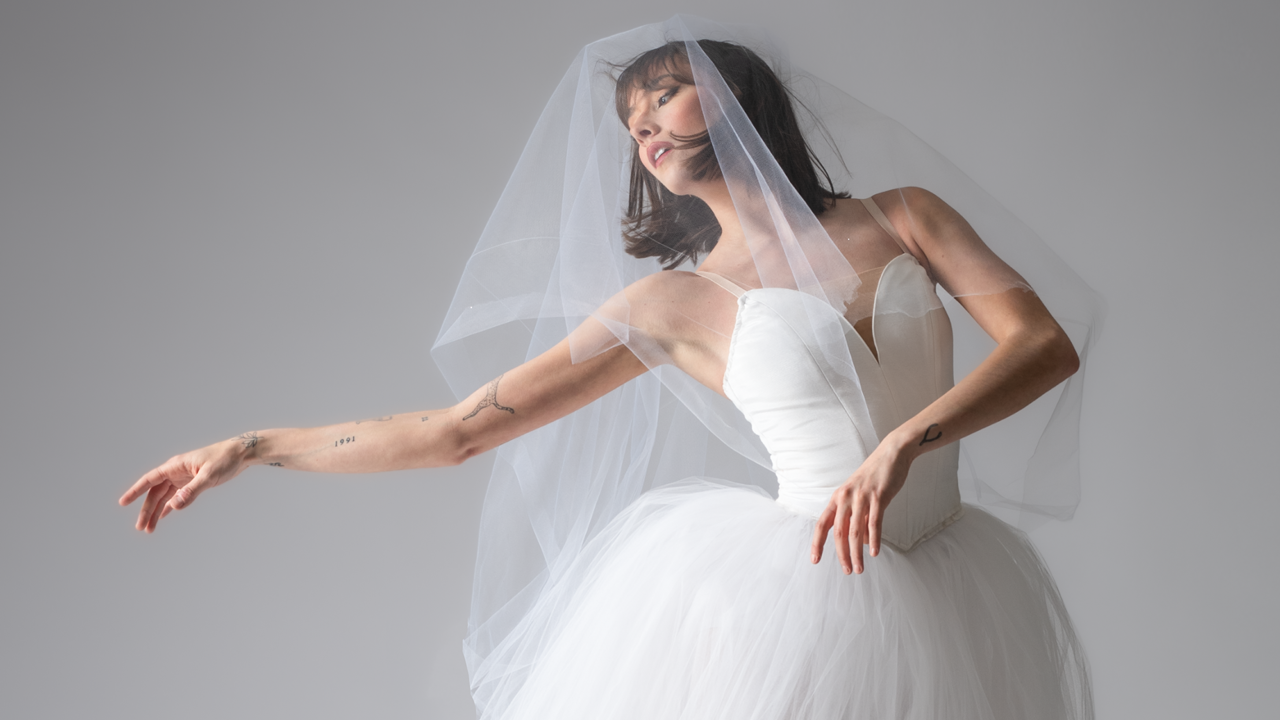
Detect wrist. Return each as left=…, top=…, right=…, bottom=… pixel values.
left=883, top=425, right=924, bottom=462
left=230, top=431, right=264, bottom=470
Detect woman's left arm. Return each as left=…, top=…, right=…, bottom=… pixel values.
left=812, top=187, right=1079, bottom=575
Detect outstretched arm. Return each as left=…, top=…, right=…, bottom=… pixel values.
left=812, top=187, right=1080, bottom=574
left=120, top=316, right=647, bottom=532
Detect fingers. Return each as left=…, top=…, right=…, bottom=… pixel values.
left=867, top=495, right=883, bottom=559
left=120, top=463, right=173, bottom=506
left=144, top=486, right=177, bottom=533
left=136, top=483, right=167, bottom=531
left=166, top=464, right=213, bottom=513
left=811, top=503, right=835, bottom=563
left=122, top=457, right=195, bottom=507
left=850, top=490, right=867, bottom=574
left=833, top=494, right=852, bottom=575
left=817, top=480, right=891, bottom=576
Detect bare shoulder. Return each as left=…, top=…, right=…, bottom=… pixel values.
left=627, top=266, right=721, bottom=313
left=869, top=187, right=971, bottom=248
left=819, top=196, right=917, bottom=268
left=621, top=269, right=738, bottom=354
left=624, top=267, right=706, bottom=299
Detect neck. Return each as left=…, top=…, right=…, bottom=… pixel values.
left=694, top=180, right=749, bottom=268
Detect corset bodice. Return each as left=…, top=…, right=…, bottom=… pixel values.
left=719, top=253, right=962, bottom=550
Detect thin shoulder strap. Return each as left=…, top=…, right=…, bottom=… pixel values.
left=695, top=271, right=746, bottom=298
left=860, top=197, right=911, bottom=255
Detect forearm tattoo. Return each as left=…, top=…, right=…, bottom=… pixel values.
left=266, top=462, right=284, bottom=467
left=463, top=373, right=515, bottom=420
left=240, top=432, right=260, bottom=449
left=919, top=423, right=942, bottom=446
left=335, top=435, right=355, bottom=447
left=420, top=416, right=429, bottom=422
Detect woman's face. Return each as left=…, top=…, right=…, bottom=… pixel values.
left=627, top=77, right=708, bottom=195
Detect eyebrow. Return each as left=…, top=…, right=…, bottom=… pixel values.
left=627, top=75, right=679, bottom=118
left=642, top=73, right=676, bottom=90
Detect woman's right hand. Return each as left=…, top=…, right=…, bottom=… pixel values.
left=119, top=436, right=251, bottom=533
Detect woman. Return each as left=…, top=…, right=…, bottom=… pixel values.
left=122, top=18, right=1097, bottom=719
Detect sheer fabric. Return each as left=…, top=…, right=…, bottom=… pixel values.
left=430, top=15, right=1102, bottom=713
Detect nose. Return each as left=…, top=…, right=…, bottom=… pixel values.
left=630, top=110, right=658, bottom=142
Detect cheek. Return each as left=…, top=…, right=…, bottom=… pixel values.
left=675, top=104, right=706, bottom=134
left=677, top=92, right=707, bottom=133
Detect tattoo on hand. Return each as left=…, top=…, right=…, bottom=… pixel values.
left=463, top=374, right=515, bottom=420
left=335, top=436, right=355, bottom=447
left=919, top=423, right=942, bottom=445
left=355, top=416, right=393, bottom=424
left=240, top=432, right=260, bottom=449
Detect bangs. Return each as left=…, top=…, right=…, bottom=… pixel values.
left=613, top=42, right=695, bottom=126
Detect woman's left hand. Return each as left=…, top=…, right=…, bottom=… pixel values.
left=810, top=436, right=913, bottom=575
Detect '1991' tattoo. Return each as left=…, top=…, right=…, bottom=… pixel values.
left=463, top=374, right=515, bottom=420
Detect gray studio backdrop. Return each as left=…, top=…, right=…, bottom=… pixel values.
left=2, top=1, right=1276, bottom=718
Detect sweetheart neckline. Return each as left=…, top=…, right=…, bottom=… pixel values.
left=718, top=252, right=920, bottom=394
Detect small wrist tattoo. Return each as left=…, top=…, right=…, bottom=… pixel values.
left=919, top=423, right=942, bottom=446
left=266, top=462, right=284, bottom=467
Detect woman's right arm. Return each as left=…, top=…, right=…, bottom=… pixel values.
left=120, top=315, right=649, bottom=533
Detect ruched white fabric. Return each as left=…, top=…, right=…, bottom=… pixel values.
left=469, top=252, right=1093, bottom=720
left=722, top=253, right=962, bottom=550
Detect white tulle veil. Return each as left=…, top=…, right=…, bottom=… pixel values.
left=431, top=15, right=1103, bottom=709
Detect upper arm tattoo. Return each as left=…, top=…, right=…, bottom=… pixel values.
left=463, top=373, right=515, bottom=420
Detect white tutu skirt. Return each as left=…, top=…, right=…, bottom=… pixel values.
left=471, top=478, right=1093, bottom=720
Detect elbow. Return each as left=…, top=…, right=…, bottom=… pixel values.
left=1040, top=328, right=1080, bottom=385
left=424, top=421, right=475, bottom=468
left=446, top=422, right=490, bottom=467
left=448, top=431, right=479, bottom=467
left=452, top=442, right=483, bottom=466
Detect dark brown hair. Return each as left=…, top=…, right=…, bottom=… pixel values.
left=614, top=40, right=848, bottom=269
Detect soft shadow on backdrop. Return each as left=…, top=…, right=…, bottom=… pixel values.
left=1, top=1, right=1276, bottom=718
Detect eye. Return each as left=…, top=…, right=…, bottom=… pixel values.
left=658, top=88, right=675, bottom=106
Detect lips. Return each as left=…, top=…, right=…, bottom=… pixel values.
left=647, top=141, right=674, bottom=168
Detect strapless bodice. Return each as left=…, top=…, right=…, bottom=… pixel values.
left=722, top=253, right=962, bottom=550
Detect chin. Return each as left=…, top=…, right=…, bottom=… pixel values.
left=653, top=170, right=700, bottom=197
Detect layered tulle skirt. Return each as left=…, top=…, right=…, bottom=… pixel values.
left=471, top=478, right=1092, bottom=720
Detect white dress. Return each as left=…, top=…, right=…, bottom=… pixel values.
left=471, top=244, right=1093, bottom=718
